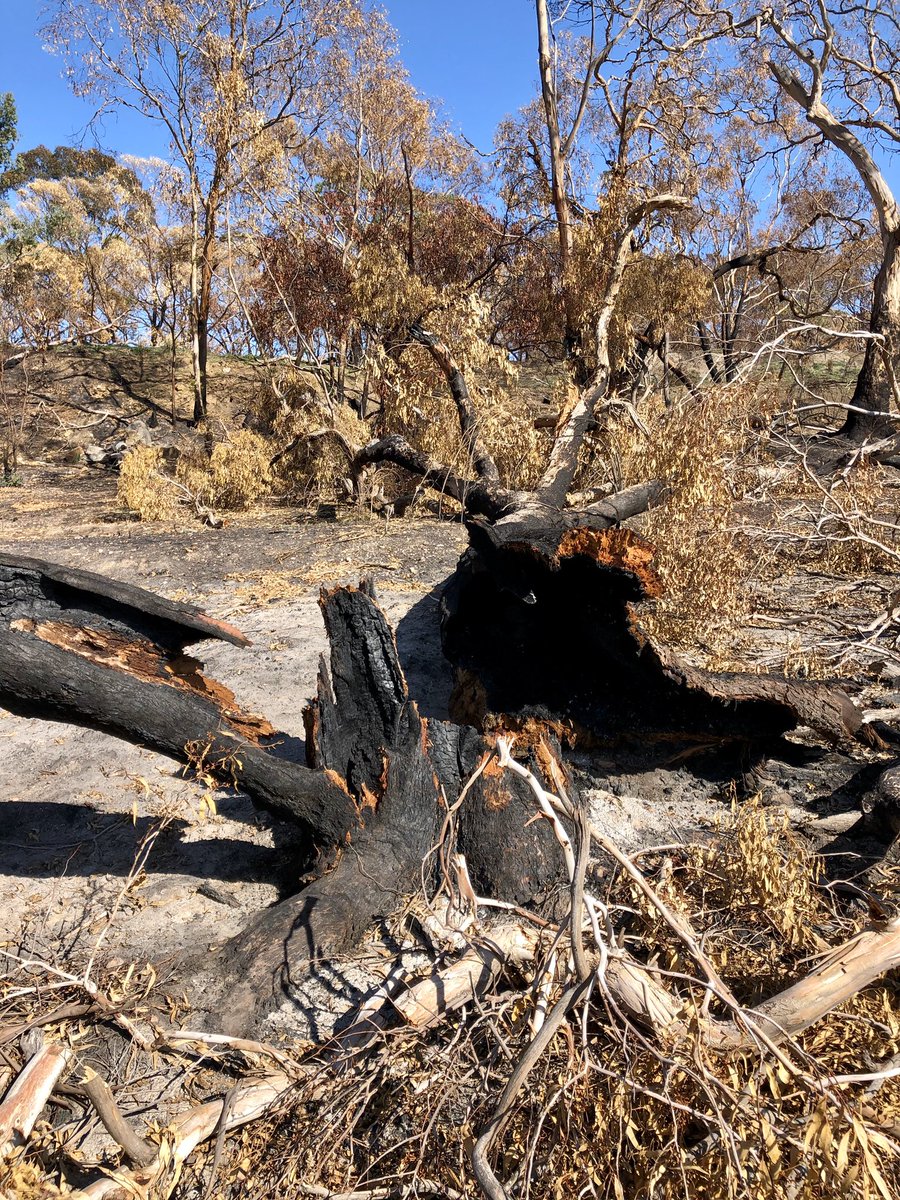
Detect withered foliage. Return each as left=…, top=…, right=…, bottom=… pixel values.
left=4, top=801, right=899, bottom=1200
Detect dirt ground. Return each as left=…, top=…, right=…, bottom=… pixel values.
left=0, top=466, right=467, bottom=1008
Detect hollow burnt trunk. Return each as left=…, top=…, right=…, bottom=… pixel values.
left=440, top=513, right=864, bottom=753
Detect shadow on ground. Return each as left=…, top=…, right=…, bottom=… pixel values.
left=0, top=800, right=307, bottom=890
left=394, top=582, right=455, bottom=721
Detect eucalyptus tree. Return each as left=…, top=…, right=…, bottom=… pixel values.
left=0, top=157, right=153, bottom=347
left=742, top=0, right=900, bottom=436
left=45, top=0, right=360, bottom=422
left=525, top=0, right=707, bottom=384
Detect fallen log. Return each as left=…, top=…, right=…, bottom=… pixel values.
left=0, top=554, right=571, bottom=1030
left=0, top=554, right=248, bottom=650
left=442, top=514, right=865, bottom=749
left=346, top=317, right=865, bottom=753
left=0, top=553, right=358, bottom=845
left=2, top=559, right=897, bottom=1199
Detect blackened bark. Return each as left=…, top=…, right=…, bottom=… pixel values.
left=351, top=435, right=515, bottom=520
left=0, top=553, right=249, bottom=650
left=441, top=516, right=864, bottom=750
left=0, top=555, right=358, bottom=843
left=0, top=548, right=872, bottom=1037
left=696, top=320, right=723, bottom=384
left=193, top=312, right=209, bottom=424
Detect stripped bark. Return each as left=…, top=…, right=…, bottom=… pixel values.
left=391, top=921, right=540, bottom=1029
left=76, top=1066, right=156, bottom=1167
left=584, top=907, right=900, bottom=1053
left=535, top=0, right=579, bottom=366
left=0, top=1043, right=72, bottom=1156
left=533, top=195, right=690, bottom=510
left=73, top=1071, right=297, bottom=1200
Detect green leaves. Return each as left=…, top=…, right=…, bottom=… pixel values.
left=0, top=92, right=16, bottom=174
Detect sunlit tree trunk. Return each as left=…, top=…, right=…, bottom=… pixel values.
left=535, top=0, right=580, bottom=375
left=768, top=52, right=900, bottom=437
left=846, top=228, right=900, bottom=436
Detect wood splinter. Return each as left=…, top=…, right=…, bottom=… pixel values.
left=0, top=1042, right=72, bottom=1158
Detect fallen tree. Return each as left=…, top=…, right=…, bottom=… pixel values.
left=0, top=553, right=358, bottom=846
left=0, top=546, right=873, bottom=1032
left=4, top=549, right=900, bottom=1197
left=288, top=311, right=868, bottom=762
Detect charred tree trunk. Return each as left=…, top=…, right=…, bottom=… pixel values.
left=696, top=319, right=724, bottom=384
left=0, top=548, right=870, bottom=1034
left=721, top=288, right=747, bottom=385
left=0, top=558, right=570, bottom=1029
left=191, top=192, right=219, bottom=426
left=440, top=515, right=863, bottom=752
left=0, top=272, right=872, bottom=1036
left=213, top=581, right=572, bottom=1031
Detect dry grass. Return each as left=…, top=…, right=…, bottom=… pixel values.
left=585, top=385, right=774, bottom=654
left=586, top=799, right=900, bottom=1200
left=118, top=431, right=273, bottom=520
left=2, top=787, right=899, bottom=1200
left=116, top=361, right=372, bottom=520
left=173, top=800, right=900, bottom=1200
left=267, top=380, right=370, bottom=505
left=572, top=381, right=900, bottom=674
left=116, top=445, right=180, bottom=521
left=779, top=634, right=831, bottom=679
left=177, top=430, right=272, bottom=511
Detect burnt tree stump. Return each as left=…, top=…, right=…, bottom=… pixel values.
left=0, top=543, right=871, bottom=1031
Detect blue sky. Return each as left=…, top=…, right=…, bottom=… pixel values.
left=0, top=1, right=537, bottom=161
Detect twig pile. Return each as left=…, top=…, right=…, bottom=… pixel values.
left=2, top=742, right=900, bottom=1199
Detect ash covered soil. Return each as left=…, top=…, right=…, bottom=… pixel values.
left=0, top=464, right=894, bottom=1040
left=0, top=468, right=467, bottom=989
